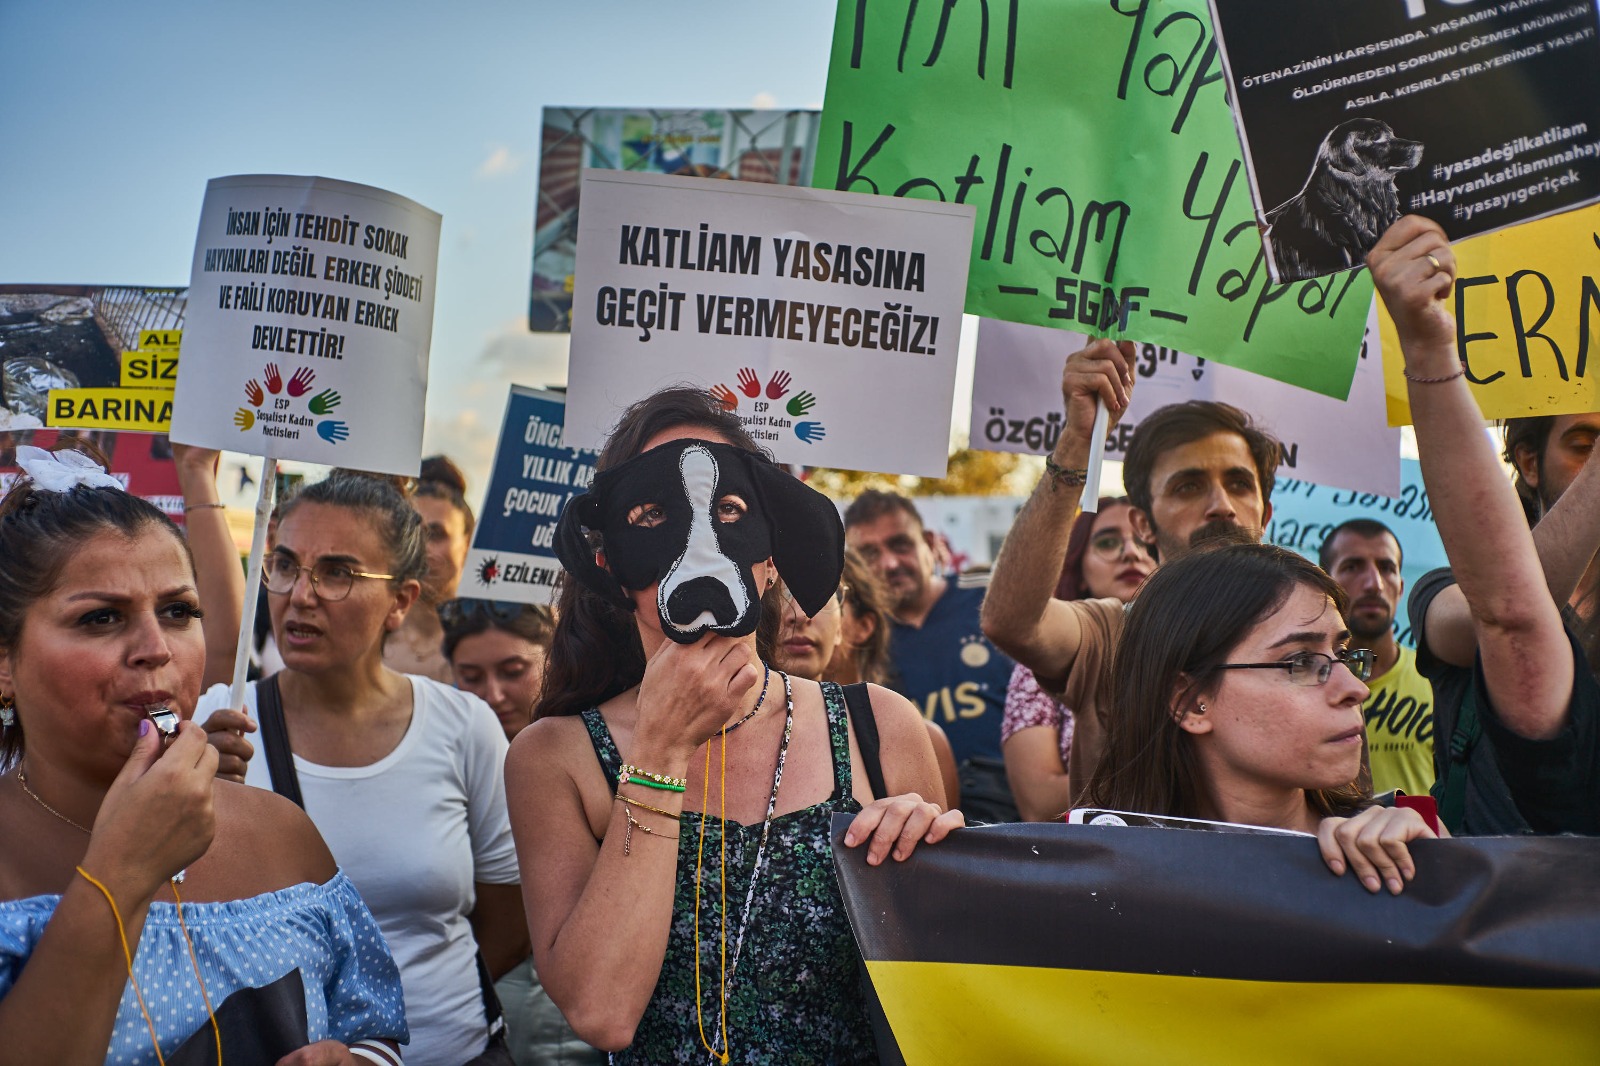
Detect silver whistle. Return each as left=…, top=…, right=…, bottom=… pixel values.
left=146, top=703, right=186, bottom=884
left=145, top=703, right=179, bottom=741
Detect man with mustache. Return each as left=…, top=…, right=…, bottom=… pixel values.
left=1320, top=519, right=1434, bottom=796
left=982, top=339, right=1283, bottom=800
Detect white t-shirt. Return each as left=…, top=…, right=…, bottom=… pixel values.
left=196, top=675, right=519, bottom=1064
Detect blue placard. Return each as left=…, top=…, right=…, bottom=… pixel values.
left=462, top=386, right=598, bottom=604
left=1267, top=459, right=1444, bottom=648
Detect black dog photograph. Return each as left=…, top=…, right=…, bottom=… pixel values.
left=1263, top=118, right=1424, bottom=283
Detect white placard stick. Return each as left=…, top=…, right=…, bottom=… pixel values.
left=1079, top=401, right=1109, bottom=513
left=229, top=457, right=277, bottom=712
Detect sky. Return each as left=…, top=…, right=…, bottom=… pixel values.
left=1, top=0, right=929, bottom=500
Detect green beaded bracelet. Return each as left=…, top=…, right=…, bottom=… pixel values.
left=626, top=775, right=687, bottom=793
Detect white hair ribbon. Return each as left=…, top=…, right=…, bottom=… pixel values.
left=14, top=445, right=124, bottom=493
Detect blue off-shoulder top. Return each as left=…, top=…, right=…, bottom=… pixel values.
left=0, top=871, right=408, bottom=1065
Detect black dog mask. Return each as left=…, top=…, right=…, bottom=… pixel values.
left=555, top=438, right=844, bottom=643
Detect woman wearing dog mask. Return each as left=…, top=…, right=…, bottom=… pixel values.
left=506, top=387, right=961, bottom=1063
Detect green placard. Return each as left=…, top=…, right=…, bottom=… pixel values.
left=815, top=0, right=1370, bottom=398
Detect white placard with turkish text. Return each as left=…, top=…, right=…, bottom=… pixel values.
left=971, top=306, right=1400, bottom=497
left=171, top=174, right=440, bottom=476
left=564, top=169, right=975, bottom=477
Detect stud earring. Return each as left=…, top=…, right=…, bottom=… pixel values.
left=0, top=693, right=14, bottom=728
left=1196, top=701, right=1208, bottom=714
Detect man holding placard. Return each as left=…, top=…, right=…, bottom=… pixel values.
left=982, top=341, right=1281, bottom=798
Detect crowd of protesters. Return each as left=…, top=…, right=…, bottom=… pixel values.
left=0, top=214, right=1595, bottom=1063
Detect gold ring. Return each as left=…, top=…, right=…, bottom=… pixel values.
left=1426, top=253, right=1443, bottom=273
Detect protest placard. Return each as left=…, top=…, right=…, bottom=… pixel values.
left=531, top=107, right=823, bottom=331
left=1208, top=0, right=1600, bottom=284
left=120, top=345, right=181, bottom=388
left=462, top=387, right=599, bottom=606
left=52, top=329, right=178, bottom=432
left=971, top=308, right=1401, bottom=495
left=2, top=285, right=183, bottom=426
left=46, top=387, right=173, bottom=432
left=1, top=285, right=185, bottom=454
left=813, top=0, right=1372, bottom=399
left=1377, top=203, right=1600, bottom=424
left=830, top=817, right=1600, bottom=1064
left=170, top=175, right=440, bottom=477
left=563, top=169, right=975, bottom=477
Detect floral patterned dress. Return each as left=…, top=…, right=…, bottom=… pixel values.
left=580, top=680, right=878, bottom=1065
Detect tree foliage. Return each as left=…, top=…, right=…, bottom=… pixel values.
left=805, top=447, right=1043, bottom=501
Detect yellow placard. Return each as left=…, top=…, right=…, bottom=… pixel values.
left=47, top=388, right=174, bottom=431
left=1380, top=206, right=1600, bottom=425
left=138, top=328, right=183, bottom=352
left=120, top=350, right=180, bottom=388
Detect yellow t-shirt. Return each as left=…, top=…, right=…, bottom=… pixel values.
left=1362, top=645, right=1436, bottom=797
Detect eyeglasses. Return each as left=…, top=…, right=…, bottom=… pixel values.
left=1213, top=648, right=1376, bottom=686
left=1088, top=530, right=1147, bottom=560
left=262, top=556, right=395, bottom=601
left=438, top=598, right=536, bottom=632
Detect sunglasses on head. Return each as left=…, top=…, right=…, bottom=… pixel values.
left=438, top=598, right=536, bottom=631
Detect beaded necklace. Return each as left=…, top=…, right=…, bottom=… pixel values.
left=692, top=670, right=794, bottom=1065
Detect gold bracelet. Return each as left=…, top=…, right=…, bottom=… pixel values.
left=616, top=793, right=682, bottom=820
left=619, top=805, right=679, bottom=856
left=183, top=502, right=227, bottom=512
left=618, top=763, right=687, bottom=789
left=1043, top=454, right=1088, bottom=489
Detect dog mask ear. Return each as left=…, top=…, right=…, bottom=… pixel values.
left=553, top=492, right=632, bottom=609
left=739, top=451, right=844, bottom=617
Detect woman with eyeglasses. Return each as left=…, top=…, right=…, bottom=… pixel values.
left=197, top=472, right=529, bottom=1064
left=1003, top=498, right=1154, bottom=821
left=1084, top=541, right=1440, bottom=893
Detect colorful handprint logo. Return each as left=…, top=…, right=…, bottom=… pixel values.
left=237, top=363, right=348, bottom=446
left=707, top=369, right=826, bottom=445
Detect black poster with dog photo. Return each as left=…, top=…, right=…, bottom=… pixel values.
left=1207, top=0, right=1600, bottom=282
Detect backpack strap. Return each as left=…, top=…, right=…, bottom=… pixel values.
left=843, top=682, right=888, bottom=802
left=1431, top=682, right=1480, bottom=835
left=473, top=949, right=507, bottom=1040
left=256, top=674, right=305, bottom=810
left=258, top=673, right=508, bottom=1045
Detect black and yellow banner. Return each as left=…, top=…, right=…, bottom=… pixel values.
left=830, top=816, right=1600, bottom=1063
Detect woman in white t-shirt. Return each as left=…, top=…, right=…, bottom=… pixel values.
left=199, top=471, right=527, bottom=1065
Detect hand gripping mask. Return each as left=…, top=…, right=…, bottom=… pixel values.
left=555, top=438, right=844, bottom=643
